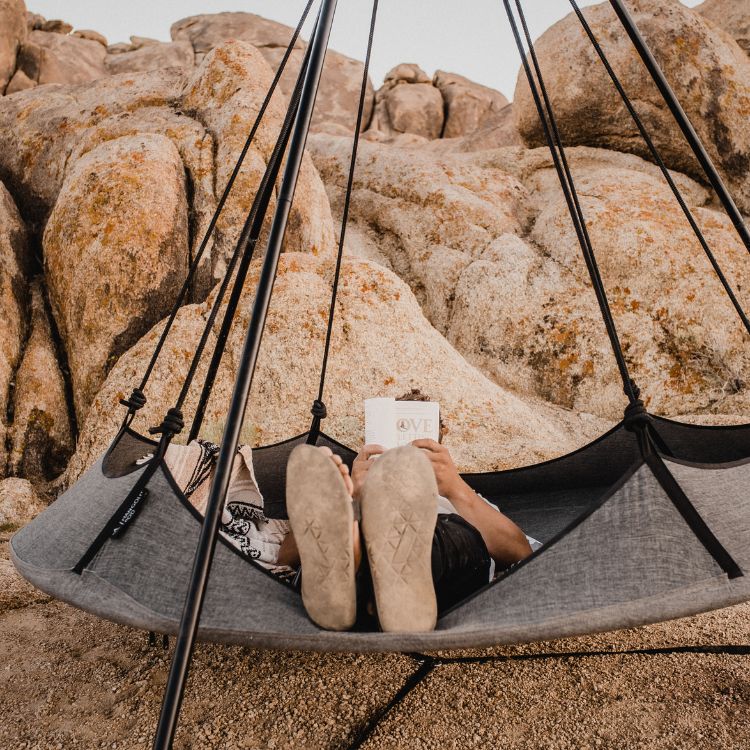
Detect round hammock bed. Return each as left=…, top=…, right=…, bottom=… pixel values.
left=11, top=416, right=750, bottom=653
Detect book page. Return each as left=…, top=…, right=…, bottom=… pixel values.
left=364, top=398, right=397, bottom=449
left=393, top=400, right=440, bottom=446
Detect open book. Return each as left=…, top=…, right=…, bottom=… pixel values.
left=364, top=398, right=440, bottom=450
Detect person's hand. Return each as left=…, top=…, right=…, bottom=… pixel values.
left=316, top=446, right=354, bottom=496
left=351, top=444, right=385, bottom=499
left=411, top=439, right=465, bottom=500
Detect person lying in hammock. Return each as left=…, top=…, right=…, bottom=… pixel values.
left=164, top=391, right=535, bottom=632
left=278, top=395, right=535, bottom=633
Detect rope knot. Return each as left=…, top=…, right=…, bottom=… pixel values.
left=311, top=400, right=327, bottom=420
left=149, top=407, right=185, bottom=437
left=623, top=399, right=649, bottom=433
left=119, top=388, right=147, bottom=413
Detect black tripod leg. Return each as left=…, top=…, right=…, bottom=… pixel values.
left=150, top=1, right=340, bottom=747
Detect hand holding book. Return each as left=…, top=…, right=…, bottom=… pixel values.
left=364, top=398, right=440, bottom=450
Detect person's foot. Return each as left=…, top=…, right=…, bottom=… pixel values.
left=286, top=444, right=358, bottom=630
left=360, top=445, right=438, bottom=632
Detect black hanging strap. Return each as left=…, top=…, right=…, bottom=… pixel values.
left=117, top=0, right=316, bottom=427
left=80, top=100, right=303, bottom=567
left=505, top=0, right=639, bottom=406
left=307, top=0, right=380, bottom=443
left=76, top=5, right=318, bottom=576
left=568, top=0, right=750, bottom=337
left=73, top=416, right=184, bottom=575
left=176, top=59, right=309, bottom=414
left=506, top=2, right=739, bottom=579
left=642, top=444, right=742, bottom=579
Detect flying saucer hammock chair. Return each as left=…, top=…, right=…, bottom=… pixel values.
left=9, top=0, right=750, bottom=745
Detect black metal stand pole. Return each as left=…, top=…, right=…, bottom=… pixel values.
left=150, top=0, right=338, bottom=746
left=608, top=0, right=750, bottom=253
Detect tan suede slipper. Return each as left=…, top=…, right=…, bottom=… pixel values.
left=286, top=444, right=357, bottom=631
left=360, top=445, right=438, bottom=633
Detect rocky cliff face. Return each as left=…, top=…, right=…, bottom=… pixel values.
left=1, top=1, right=749, bottom=515
left=514, top=0, right=750, bottom=213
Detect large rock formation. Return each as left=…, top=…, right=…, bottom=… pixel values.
left=0, top=41, right=334, bottom=273
left=170, top=11, right=300, bottom=61
left=66, top=253, right=606, bottom=483
left=2, top=7, right=378, bottom=137
left=171, top=12, right=375, bottom=134
left=0, top=0, right=26, bottom=94
left=0, top=182, right=28, bottom=476
left=370, top=64, right=445, bottom=140
left=440, top=104, right=523, bottom=152
left=367, top=63, right=516, bottom=147
left=309, top=134, right=532, bottom=334
left=182, top=41, right=336, bottom=273
left=311, top=133, right=750, bottom=421
left=43, top=134, right=190, bottom=421
left=2, top=11, right=192, bottom=95
left=0, top=4, right=748, bottom=501
left=364, top=105, right=522, bottom=153
left=12, top=30, right=107, bottom=88
left=696, top=0, right=750, bottom=54
left=104, top=40, right=194, bottom=75
left=0, top=66, right=193, bottom=229
left=0, top=477, right=44, bottom=528
left=448, top=148, right=750, bottom=419
left=2, top=6, right=510, bottom=149
left=433, top=70, right=509, bottom=139
left=10, top=279, right=73, bottom=481
left=514, top=0, right=750, bottom=213
left=0, top=39, right=339, bottom=438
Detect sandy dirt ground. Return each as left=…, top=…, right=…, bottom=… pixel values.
left=1, top=532, right=749, bottom=750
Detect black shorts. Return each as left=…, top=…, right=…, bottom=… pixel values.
left=431, top=513, right=492, bottom=613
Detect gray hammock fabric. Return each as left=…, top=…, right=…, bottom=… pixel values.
left=10, top=419, right=750, bottom=653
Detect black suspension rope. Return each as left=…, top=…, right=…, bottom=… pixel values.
left=186, top=33, right=320, bottom=442
left=307, top=0, right=380, bottom=441
left=504, top=0, right=639, bottom=405
left=175, top=38, right=316, bottom=430
left=608, top=0, right=750, bottom=256
left=568, top=0, right=750, bottom=337
left=79, top=7, right=321, bottom=576
left=73, top=415, right=180, bottom=574
left=509, top=4, right=745, bottom=573
left=409, top=643, right=750, bottom=665
left=642, top=447, right=742, bottom=578
left=152, top=2, right=340, bottom=744
left=117, top=0, right=315, bottom=425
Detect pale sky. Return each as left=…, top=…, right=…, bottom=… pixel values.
left=32, top=1, right=702, bottom=98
